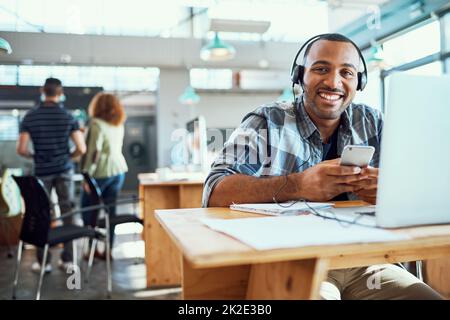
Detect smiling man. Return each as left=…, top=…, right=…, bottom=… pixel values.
left=204, top=33, right=378, bottom=207
left=302, top=41, right=358, bottom=121
left=202, top=33, right=442, bottom=300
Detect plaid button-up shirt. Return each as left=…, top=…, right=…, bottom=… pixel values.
left=202, top=98, right=384, bottom=207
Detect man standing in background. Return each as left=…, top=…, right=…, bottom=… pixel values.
left=17, top=77, right=86, bottom=272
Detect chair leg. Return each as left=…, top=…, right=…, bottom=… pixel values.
left=416, top=260, right=423, bottom=281
left=133, top=222, right=142, bottom=265
left=12, top=240, right=23, bottom=299
left=36, top=244, right=49, bottom=300
left=105, top=213, right=112, bottom=299
left=72, top=240, right=77, bottom=269
left=82, top=238, right=89, bottom=257
left=85, top=238, right=97, bottom=283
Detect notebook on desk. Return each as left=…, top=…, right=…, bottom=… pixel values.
left=230, top=201, right=378, bottom=227
left=230, top=202, right=332, bottom=216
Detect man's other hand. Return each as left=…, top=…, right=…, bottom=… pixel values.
left=348, top=166, right=378, bottom=204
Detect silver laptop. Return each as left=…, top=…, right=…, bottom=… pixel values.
left=320, top=74, right=450, bottom=228
left=375, top=73, right=450, bottom=228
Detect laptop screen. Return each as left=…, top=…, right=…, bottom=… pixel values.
left=376, top=74, right=450, bottom=228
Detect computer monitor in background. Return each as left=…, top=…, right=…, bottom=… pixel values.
left=185, top=116, right=208, bottom=172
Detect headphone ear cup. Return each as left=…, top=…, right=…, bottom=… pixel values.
left=357, top=72, right=367, bottom=91
left=291, top=65, right=300, bottom=84
left=291, top=65, right=305, bottom=86
left=297, top=65, right=305, bottom=87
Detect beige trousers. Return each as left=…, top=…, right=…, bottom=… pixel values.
left=320, top=264, right=443, bottom=300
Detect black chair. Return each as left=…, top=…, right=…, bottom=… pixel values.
left=81, top=173, right=143, bottom=259
left=11, top=176, right=112, bottom=300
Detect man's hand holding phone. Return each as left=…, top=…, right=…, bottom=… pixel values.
left=340, top=145, right=378, bottom=204
left=293, top=158, right=368, bottom=202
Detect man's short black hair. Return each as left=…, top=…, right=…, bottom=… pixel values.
left=43, top=77, right=63, bottom=97
left=302, top=33, right=359, bottom=65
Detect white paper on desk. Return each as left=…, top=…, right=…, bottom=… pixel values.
left=200, top=215, right=410, bottom=250
left=230, top=202, right=332, bottom=216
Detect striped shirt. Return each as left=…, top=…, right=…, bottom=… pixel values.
left=20, top=102, right=79, bottom=176
left=202, top=98, right=383, bottom=207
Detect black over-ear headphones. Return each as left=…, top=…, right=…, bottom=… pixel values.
left=290, top=33, right=368, bottom=91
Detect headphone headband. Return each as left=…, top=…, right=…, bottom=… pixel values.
left=290, top=33, right=368, bottom=91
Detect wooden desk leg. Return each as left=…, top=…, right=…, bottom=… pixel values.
left=142, top=186, right=182, bottom=288
left=182, top=257, right=251, bottom=299
left=246, top=258, right=329, bottom=300
left=424, top=258, right=450, bottom=299
left=0, top=215, right=22, bottom=246
left=142, top=184, right=203, bottom=288
left=179, top=185, right=204, bottom=209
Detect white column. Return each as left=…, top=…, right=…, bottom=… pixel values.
left=157, top=68, right=193, bottom=168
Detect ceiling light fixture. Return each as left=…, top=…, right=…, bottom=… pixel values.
left=179, top=86, right=200, bottom=105
left=200, top=32, right=235, bottom=61
left=0, top=37, right=12, bottom=55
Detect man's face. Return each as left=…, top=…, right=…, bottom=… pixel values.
left=301, top=40, right=360, bottom=121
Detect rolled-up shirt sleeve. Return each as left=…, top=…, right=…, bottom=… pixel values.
left=202, top=112, right=269, bottom=207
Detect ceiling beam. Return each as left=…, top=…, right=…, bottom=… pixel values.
left=0, top=31, right=300, bottom=71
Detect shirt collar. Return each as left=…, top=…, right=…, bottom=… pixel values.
left=295, top=97, right=318, bottom=140
left=295, top=96, right=353, bottom=139
left=39, top=101, right=61, bottom=108
left=339, top=105, right=353, bottom=138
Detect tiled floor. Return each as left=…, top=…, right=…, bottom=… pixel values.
left=0, top=208, right=181, bottom=300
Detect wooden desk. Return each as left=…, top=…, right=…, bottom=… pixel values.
left=0, top=214, right=21, bottom=246
left=139, top=180, right=203, bottom=287
left=155, top=208, right=450, bottom=299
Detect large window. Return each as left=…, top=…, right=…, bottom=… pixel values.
left=190, top=68, right=232, bottom=90
left=445, top=12, right=450, bottom=52
left=444, top=12, right=450, bottom=72
left=0, top=0, right=328, bottom=41
left=379, top=15, right=448, bottom=111
left=0, top=65, right=18, bottom=85
left=239, top=70, right=288, bottom=90
left=0, top=115, right=19, bottom=141
left=382, top=20, right=441, bottom=67
left=0, top=65, right=160, bottom=91
left=207, top=0, right=328, bottom=42
left=189, top=68, right=291, bottom=91
left=0, top=0, right=183, bottom=36
left=354, top=68, right=382, bottom=111
left=403, top=61, right=443, bottom=76
left=384, top=61, right=443, bottom=111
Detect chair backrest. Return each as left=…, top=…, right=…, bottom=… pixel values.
left=12, top=176, right=51, bottom=247
left=81, top=172, right=103, bottom=205
left=81, top=172, right=105, bottom=227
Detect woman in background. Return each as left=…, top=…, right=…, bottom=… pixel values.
left=81, top=92, right=128, bottom=259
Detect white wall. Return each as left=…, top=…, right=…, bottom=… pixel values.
left=192, top=92, right=280, bottom=129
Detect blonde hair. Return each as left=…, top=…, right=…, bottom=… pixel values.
left=88, top=93, right=126, bottom=126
